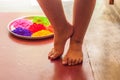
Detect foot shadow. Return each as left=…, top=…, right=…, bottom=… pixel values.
left=51, top=59, right=87, bottom=80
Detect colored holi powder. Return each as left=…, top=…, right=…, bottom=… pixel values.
left=31, top=30, right=53, bottom=37
left=32, top=16, right=50, bottom=26
left=10, top=16, right=54, bottom=38
left=46, top=25, right=54, bottom=32
left=28, top=23, right=46, bottom=33
left=12, top=27, right=32, bottom=36
left=11, top=19, right=32, bottom=29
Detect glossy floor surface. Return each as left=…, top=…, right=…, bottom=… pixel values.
left=0, top=12, right=93, bottom=80
left=0, top=0, right=120, bottom=80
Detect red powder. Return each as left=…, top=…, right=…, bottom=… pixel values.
left=28, top=23, right=46, bottom=33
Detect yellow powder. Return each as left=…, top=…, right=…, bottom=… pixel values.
left=32, top=30, right=53, bottom=37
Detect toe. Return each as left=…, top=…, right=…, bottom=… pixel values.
left=48, top=48, right=62, bottom=60
left=62, top=57, right=68, bottom=65
left=73, top=58, right=82, bottom=65
left=68, top=58, right=72, bottom=66
left=74, top=59, right=78, bottom=65
left=48, top=53, right=54, bottom=59
left=71, top=59, right=76, bottom=65
left=50, top=53, right=61, bottom=60
left=78, top=58, right=83, bottom=64
left=48, top=48, right=54, bottom=56
left=49, top=54, right=55, bottom=59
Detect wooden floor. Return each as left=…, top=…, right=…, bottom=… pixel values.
left=0, top=0, right=120, bottom=80
left=85, top=0, right=120, bottom=80
left=0, top=12, right=94, bottom=80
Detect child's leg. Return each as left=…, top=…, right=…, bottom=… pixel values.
left=62, top=0, right=96, bottom=65
left=37, top=0, right=73, bottom=59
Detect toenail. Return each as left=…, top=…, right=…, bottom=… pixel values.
left=62, top=61, right=67, bottom=65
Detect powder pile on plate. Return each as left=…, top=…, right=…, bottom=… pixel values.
left=11, top=16, right=53, bottom=37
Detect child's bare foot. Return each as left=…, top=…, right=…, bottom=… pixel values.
left=62, top=40, right=83, bottom=65
left=48, top=24, right=73, bottom=60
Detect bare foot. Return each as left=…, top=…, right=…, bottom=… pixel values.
left=48, top=23, right=73, bottom=60
left=62, top=40, right=83, bottom=65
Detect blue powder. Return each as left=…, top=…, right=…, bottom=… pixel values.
left=12, top=27, right=32, bottom=36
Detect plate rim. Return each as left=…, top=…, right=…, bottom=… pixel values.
left=7, top=15, right=54, bottom=39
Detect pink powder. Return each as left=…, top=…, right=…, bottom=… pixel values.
left=11, top=19, right=32, bottom=29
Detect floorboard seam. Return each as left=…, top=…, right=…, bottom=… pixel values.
left=85, top=43, right=95, bottom=80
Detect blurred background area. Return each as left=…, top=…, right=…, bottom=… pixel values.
left=0, top=0, right=104, bottom=22
left=0, top=0, right=74, bottom=12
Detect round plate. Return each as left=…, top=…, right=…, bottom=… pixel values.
left=8, top=16, right=54, bottom=39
